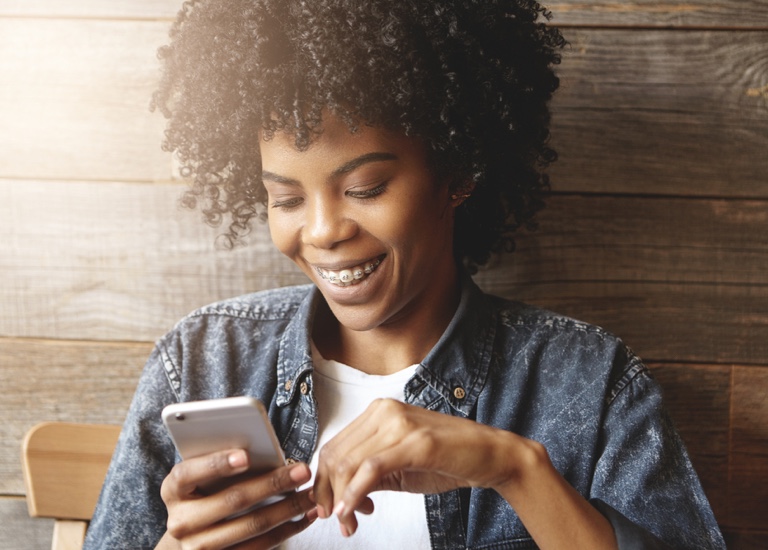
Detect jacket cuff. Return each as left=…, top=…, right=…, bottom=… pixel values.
left=591, top=499, right=673, bottom=550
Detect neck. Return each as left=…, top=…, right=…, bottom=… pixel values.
left=314, top=270, right=462, bottom=375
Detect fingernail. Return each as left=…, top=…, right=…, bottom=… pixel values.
left=333, top=500, right=346, bottom=517
left=340, top=523, right=350, bottom=538
left=228, top=450, right=248, bottom=470
left=307, top=488, right=316, bottom=503
left=316, top=504, right=328, bottom=519
left=306, top=508, right=319, bottom=522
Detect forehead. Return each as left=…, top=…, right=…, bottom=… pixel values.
left=259, top=116, right=425, bottom=176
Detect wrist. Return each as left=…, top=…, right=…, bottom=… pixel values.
left=491, top=431, right=552, bottom=498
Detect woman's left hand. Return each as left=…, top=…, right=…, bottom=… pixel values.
left=312, top=398, right=532, bottom=537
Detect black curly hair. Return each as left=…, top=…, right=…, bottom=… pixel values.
left=151, top=0, right=565, bottom=270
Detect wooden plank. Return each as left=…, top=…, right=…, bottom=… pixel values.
left=3, top=181, right=766, bottom=363
left=1, top=1, right=766, bottom=30
left=1, top=21, right=766, bottom=200
left=0, top=338, right=151, bottom=494
left=0, top=1, right=178, bottom=19
left=723, top=530, right=768, bottom=550
left=550, top=29, right=768, bottom=198
left=0, top=18, right=172, bottom=182
left=549, top=1, right=768, bottom=29
left=486, top=280, right=768, bottom=365
left=0, top=179, right=307, bottom=342
left=729, top=366, right=768, bottom=530
left=0, top=497, right=52, bottom=550
left=648, top=363, right=730, bottom=522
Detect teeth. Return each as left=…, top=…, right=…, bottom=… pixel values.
left=318, top=258, right=382, bottom=286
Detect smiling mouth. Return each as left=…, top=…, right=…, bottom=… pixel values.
left=315, top=256, right=384, bottom=287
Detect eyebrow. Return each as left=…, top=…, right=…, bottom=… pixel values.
left=261, top=151, right=398, bottom=185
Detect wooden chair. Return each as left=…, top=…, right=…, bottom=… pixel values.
left=22, top=422, right=121, bottom=550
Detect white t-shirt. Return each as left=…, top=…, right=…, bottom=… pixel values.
left=281, top=347, right=431, bottom=549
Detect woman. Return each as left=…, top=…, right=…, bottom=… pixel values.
left=85, top=1, right=725, bottom=548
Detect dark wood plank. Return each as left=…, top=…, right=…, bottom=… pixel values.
left=550, top=29, right=768, bottom=198
left=0, top=338, right=152, bottom=494
left=0, top=18, right=171, bottom=182
left=723, top=530, right=768, bottom=550
left=729, top=366, right=768, bottom=530
left=0, top=497, right=52, bottom=550
left=549, top=1, right=768, bottom=29
left=483, top=279, right=768, bottom=365
left=648, top=363, right=730, bottom=522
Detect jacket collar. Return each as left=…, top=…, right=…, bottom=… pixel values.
left=275, top=272, right=496, bottom=415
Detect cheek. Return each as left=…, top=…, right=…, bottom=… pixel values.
left=267, top=214, right=299, bottom=257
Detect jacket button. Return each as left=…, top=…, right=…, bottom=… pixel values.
left=286, top=457, right=297, bottom=465
left=453, top=386, right=466, bottom=399
left=300, top=381, right=309, bottom=395
left=284, top=379, right=293, bottom=391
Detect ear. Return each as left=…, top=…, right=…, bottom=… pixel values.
left=450, top=181, right=476, bottom=207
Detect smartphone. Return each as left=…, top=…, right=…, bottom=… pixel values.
left=162, top=396, right=287, bottom=500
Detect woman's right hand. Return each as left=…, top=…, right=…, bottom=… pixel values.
left=156, top=449, right=318, bottom=550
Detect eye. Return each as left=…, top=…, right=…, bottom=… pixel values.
left=346, top=181, right=388, bottom=200
left=270, top=196, right=304, bottom=210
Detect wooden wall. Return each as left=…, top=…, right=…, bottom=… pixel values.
left=1, top=1, right=766, bottom=547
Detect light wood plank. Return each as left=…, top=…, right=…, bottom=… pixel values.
left=0, top=179, right=307, bottom=342
left=0, top=18, right=171, bottom=181
left=0, top=496, right=52, bottom=550
left=3, top=180, right=767, bottom=363
left=0, top=338, right=151, bottom=494
left=550, top=29, right=768, bottom=197
left=0, top=1, right=178, bottom=19
left=2, top=22, right=767, bottom=199
left=549, top=1, right=768, bottom=28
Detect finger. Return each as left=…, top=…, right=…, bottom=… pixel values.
left=185, top=487, right=317, bottom=549
left=228, top=507, right=319, bottom=550
left=166, top=463, right=311, bottom=539
left=314, top=400, right=397, bottom=516
left=162, top=448, right=250, bottom=502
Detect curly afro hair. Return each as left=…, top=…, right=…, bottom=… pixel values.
left=151, top=0, right=565, bottom=270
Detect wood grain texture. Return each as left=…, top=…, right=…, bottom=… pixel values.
left=649, top=363, right=730, bottom=521
left=0, top=0, right=178, bottom=19
left=0, top=18, right=171, bottom=181
left=549, top=1, right=768, bottom=28
left=729, top=366, right=768, bottom=530
left=0, top=338, right=151, bottom=494
left=549, top=29, right=768, bottom=198
left=0, top=497, right=52, bottom=550
left=1, top=1, right=766, bottom=29
left=2, top=20, right=766, bottom=200
left=0, top=179, right=307, bottom=342
left=3, top=181, right=766, bottom=363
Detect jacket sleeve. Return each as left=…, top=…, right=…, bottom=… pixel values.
left=83, top=343, right=179, bottom=549
left=590, top=360, right=725, bottom=549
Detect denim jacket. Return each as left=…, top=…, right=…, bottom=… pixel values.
left=85, top=276, right=725, bottom=549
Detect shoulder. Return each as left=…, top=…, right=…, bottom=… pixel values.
left=483, top=292, right=648, bottom=402
left=184, top=284, right=314, bottom=323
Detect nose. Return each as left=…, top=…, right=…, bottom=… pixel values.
left=302, top=197, right=357, bottom=249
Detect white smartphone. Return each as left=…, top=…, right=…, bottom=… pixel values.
left=161, top=396, right=287, bottom=497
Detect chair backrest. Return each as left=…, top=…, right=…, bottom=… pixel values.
left=22, top=422, right=121, bottom=550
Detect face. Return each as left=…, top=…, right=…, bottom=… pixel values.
left=260, top=116, right=460, bottom=334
